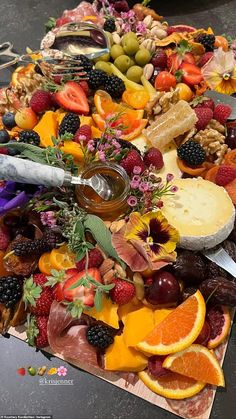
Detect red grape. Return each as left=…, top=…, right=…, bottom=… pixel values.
left=145, top=271, right=180, bottom=305
left=225, top=128, right=236, bottom=149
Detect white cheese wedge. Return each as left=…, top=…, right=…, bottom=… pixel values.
left=131, top=134, right=149, bottom=153
left=161, top=178, right=235, bottom=250
left=159, top=142, right=182, bottom=181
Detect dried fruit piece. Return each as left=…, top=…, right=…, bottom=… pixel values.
left=200, top=277, right=236, bottom=306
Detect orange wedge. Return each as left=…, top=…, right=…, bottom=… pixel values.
left=137, top=291, right=206, bottom=355
left=163, top=344, right=225, bottom=387
left=49, top=245, right=76, bottom=270
left=122, top=90, right=150, bottom=109
left=139, top=370, right=205, bottom=400
left=94, top=90, right=120, bottom=117
left=38, top=252, right=54, bottom=275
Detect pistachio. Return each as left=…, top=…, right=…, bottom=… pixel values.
left=140, top=39, right=156, bottom=54
left=143, top=63, right=154, bottom=80
left=143, top=15, right=153, bottom=29
left=150, top=27, right=167, bottom=39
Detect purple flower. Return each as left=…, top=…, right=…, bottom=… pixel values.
left=170, top=185, right=178, bottom=193
left=99, top=151, right=106, bottom=161
left=127, top=195, right=138, bottom=207
left=133, top=166, right=142, bottom=175
left=0, top=181, right=43, bottom=216
left=166, top=173, right=174, bottom=182
left=136, top=21, right=147, bottom=34
left=40, top=211, right=57, bottom=228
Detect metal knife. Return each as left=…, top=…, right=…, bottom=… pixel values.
left=205, top=90, right=236, bottom=120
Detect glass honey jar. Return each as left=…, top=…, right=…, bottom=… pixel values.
left=75, top=162, right=130, bottom=221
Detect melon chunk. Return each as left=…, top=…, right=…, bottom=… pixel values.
left=123, top=307, right=155, bottom=347
left=84, top=295, right=119, bottom=329
left=104, top=334, right=148, bottom=372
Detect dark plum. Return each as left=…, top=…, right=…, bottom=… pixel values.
left=225, top=127, right=236, bottom=149
left=145, top=271, right=180, bottom=305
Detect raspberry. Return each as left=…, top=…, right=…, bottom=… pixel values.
left=151, top=50, right=167, bottom=69
left=215, top=165, right=236, bottom=186
left=143, top=147, right=164, bottom=170
left=194, top=98, right=215, bottom=111
left=213, top=104, right=232, bottom=125
left=0, top=226, right=10, bottom=251
left=109, top=278, right=136, bottom=305
left=74, top=125, right=92, bottom=144
left=76, top=248, right=104, bottom=271
left=120, top=150, right=146, bottom=175
left=79, top=81, right=89, bottom=97
left=199, top=52, right=214, bottom=67
left=194, top=107, right=213, bottom=130
left=29, top=90, right=52, bottom=113
left=0, top=147, right=8, bottom=154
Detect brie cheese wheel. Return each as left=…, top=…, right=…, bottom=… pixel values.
left=161, top=178, right=235, bottom=250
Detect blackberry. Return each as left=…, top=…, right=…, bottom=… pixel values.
left=86, top=324, right=114, bottom=349
left=2, top=112, right=16, bottom=129
left=0, top=129, right=10, bottom=143
left=12, top=231, right=62, bottom=257
left=177, top=140, right=206, bottom=167
left=75, top=54, right=93, bottom=73
left=0, top=276, right=23, bottom=308
left=19, top=130, right=40, bottom=146
left=103, top=18, right=116, bottom=33
left=58, top=113, right=80, bottom=137
left=196, top=34, right=215, bottom=52
left=104, top=75, right=125, bottom=99
left=87, top=69, right=107, bottom=90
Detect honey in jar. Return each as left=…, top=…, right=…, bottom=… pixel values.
left=75, top=162, right=130, bottom=221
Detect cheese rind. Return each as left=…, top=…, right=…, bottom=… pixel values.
left=161, top=178, right=235, bottom=250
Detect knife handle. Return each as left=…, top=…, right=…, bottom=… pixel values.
left=0, top=155, right=69, bottom=187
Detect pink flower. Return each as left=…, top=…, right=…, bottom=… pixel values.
left=57, top=366, right=67, bottom=376
left=166, top=173, right=174, bottom=182
left=78, top=134, right=86, bottom=141
left=133, top=166, right=142, bottom=175
left=170, top=185, right=178, bottom=193
left=114, top=130, right=122, bottom=137
left=130, top=180, right=140, bottom=189
left=40, top=211, right=57, bottom=227
left=132, top=175, right=141, bottom=182
left=87, top=140, right=95, bottom=152
left=127, top=195, right=138, bottom=207
left=139, top=182, right=149, bottom=193
left=99, top=151, right=106, bottom=161
left=136, top=21, right=147, bottom=34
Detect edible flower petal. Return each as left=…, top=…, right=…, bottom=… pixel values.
left=202, top=48, right=236, bottom=94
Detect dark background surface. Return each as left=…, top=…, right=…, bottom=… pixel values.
left=0, top=1, right=236, bottom=418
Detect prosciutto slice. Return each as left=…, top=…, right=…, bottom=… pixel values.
left=47, top=301, right=98, bottom=367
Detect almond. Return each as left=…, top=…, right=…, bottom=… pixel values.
left=99, top=258, right=115, bottom=276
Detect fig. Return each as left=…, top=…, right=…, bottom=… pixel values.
left=200, top=277, right=236, bottom=306
left=174, top=251, right=205, bottom=284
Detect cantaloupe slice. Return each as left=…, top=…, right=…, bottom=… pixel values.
left=84, top=295, right=119, bottom=329
left=34, top=111, right=58, bottom=147
left=123, top=307, right=155, bottom=347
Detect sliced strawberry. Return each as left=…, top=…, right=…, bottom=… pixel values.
left=54, top=81, right=89, bottom=114
left=63, top=268, right=102, bottom=305
left=53, top=268, right=78, bottom=302
left=177, top=62, right=203, bottom=86
left=168, top=52, right=195, bottom=73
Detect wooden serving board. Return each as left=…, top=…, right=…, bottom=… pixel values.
left=8, top=310, right=235, bottom=419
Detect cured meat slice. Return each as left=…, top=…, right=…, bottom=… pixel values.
left=166, top=386, right=214, bottom=419
left=47, top=301, right=98, bottom=367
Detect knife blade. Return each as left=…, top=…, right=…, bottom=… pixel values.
left=205, top=90, right=236, bottom=120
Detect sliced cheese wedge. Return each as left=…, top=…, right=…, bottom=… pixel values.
left=161, top=178, right=235, bottom=250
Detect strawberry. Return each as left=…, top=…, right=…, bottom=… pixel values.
left=0, top=226, right=10, bottom=251
left=167, top=40, right=195, bottom=73
left=23, top=273, right=54, bottom=316
left=215, top=165, right=236, bottom=186
left=109, top=278, right=136, bottom=305
left=29, top=90, right=52, bottom=113
left=177, top=62, right=203, bottom=86
left=27, top=314, right=49, bottom=348
left=194, top=107, right=213, bottom=130
left=143, top=147, right=164, bottom=170
left=213, top=104, right=232, bottom=125
left=54, top=81, right=89, bottom=114
left=151, top=50, right=167, bottom=69
left=49, top=268, right=78, bottom=302
left=79, top=80, right=89, bottom=97
left=76, top=248, right=103, bottom=271
left=120, top=150, right=146, bottom=175
left=63, top=268, right=102, bottom=305
left=17, top=367, right=26, bottom=376
left=74, top=124, right=92, bottom=144
left=193, top=97, right=215, bottom=111
left=199, top=52, right=214, bottom=67
left=0, top=147, right=9, bottom=155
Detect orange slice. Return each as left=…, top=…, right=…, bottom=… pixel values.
left=137, top=291, right=206, bottom=355
left=207, top=305, right=231, bottom=349
left=92, top=113, right=106, bottom=131
left=94, top=90, right=120, bottom=117
left=49, top=245, right=76, bottom=270
left=122, top=90, right=150, bottom=109
left=38, top=252, right=54, bottom=275
left=139, top=370, right=205, bottom=400
left=163, top=344, right=225, bottom=387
